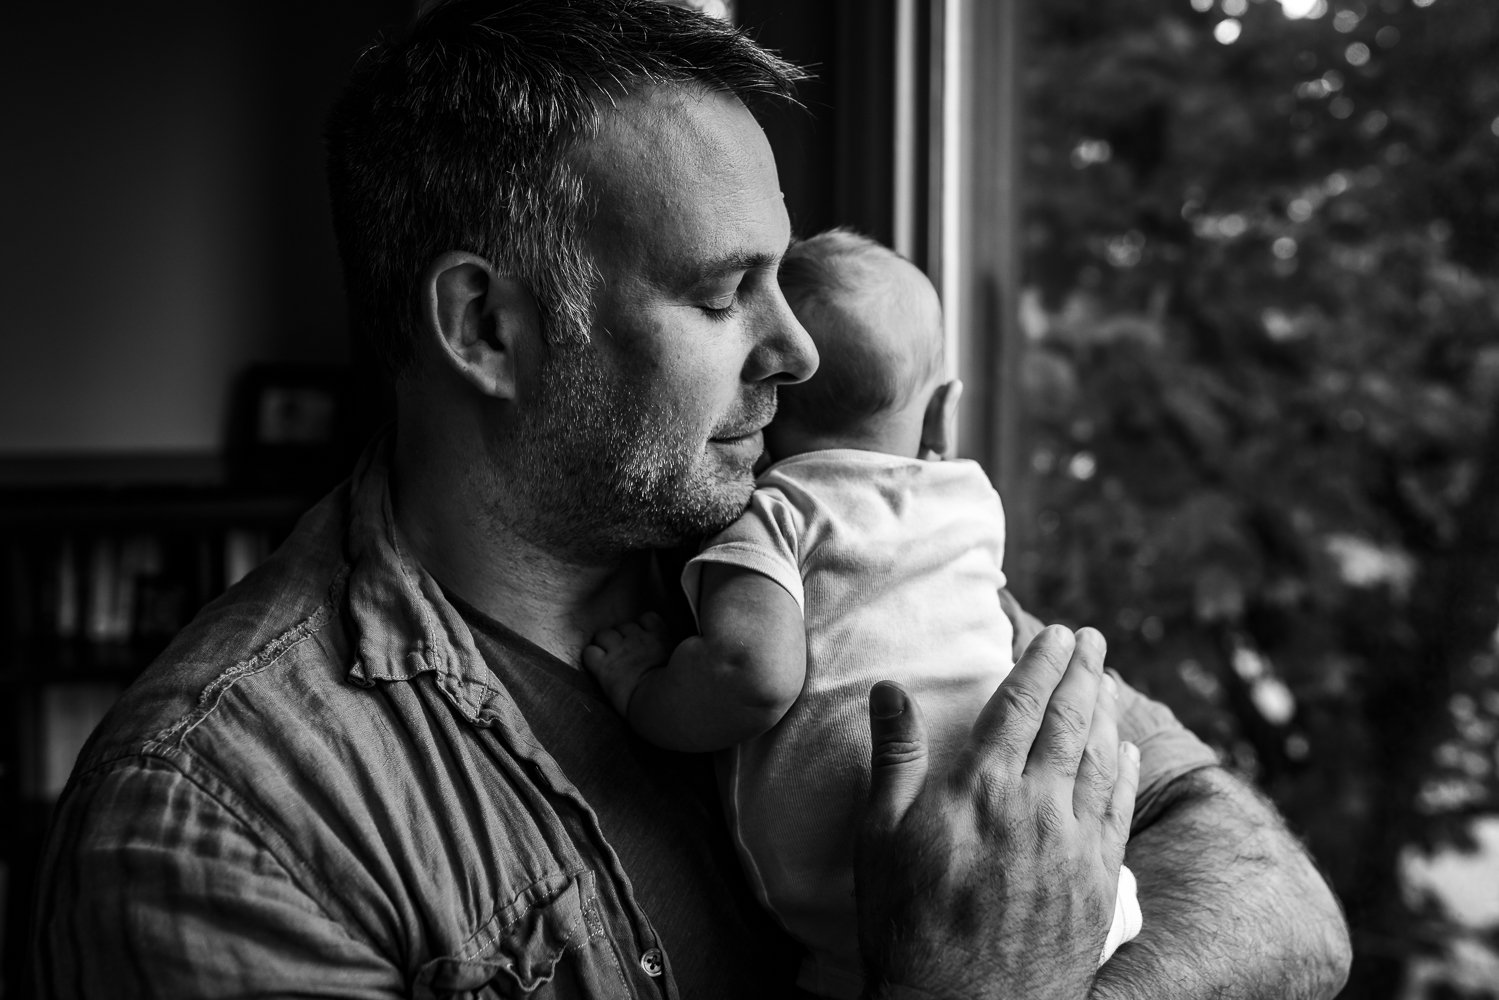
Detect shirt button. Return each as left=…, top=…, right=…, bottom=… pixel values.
left=639, top=947, right=665, bottom=978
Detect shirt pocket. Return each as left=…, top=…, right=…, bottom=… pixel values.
left=413, top=869, right=632, bottom=999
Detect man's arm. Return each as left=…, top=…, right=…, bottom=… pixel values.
left=998, top=589, right=1352, bottom=998
left=584, top=563, right=806, bottom=752
left=35, top=759, right=404, bottom=998
left=1094, top=767, right=1352, bottom=1000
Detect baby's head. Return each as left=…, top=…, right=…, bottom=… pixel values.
left=770, top=228, right=958, bottom=460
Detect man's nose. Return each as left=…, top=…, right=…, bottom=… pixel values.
left=746, top=291, right=818, bottom=386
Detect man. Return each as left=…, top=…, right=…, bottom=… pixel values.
left=34, top=2, right=1351, bottom=997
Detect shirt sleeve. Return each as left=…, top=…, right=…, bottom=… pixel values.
left=1111, top=673, right=1223, bottom=824
left=33, top=756, right=404, bottom=999
left=681, top=488, right=805, bottom=624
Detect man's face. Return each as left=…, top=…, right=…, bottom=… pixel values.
left=509, top=86, right=817, bottom=558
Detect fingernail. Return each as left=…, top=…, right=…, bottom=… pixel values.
left=1102, top=673, right=1118, bottom=696
left=1121, top=741, right=1139, bottom=764
left=870, top=682, right=904, bottom=719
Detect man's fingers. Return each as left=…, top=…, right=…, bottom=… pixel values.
left=1026, top=627, right=1107, bottom=780
left=968, top=625, right=1076, bottom=778
left=1103, top=741, right=1141, bottom=871
left=867, top=681, right=931, bottom=833
left=1073, top=669, right=1122, bottom=819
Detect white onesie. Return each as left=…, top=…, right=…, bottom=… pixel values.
left=683, top=449, right=1141, bottom=998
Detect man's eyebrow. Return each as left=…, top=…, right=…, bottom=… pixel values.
left=686, top=239, right=795, bottom=284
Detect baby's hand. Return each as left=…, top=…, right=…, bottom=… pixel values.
left=583, top=612, right=671, bottom=717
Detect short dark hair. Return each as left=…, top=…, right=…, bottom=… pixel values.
left=326, top=0, right=805, bottom=380
left=777, top=227, right=944, bottom=435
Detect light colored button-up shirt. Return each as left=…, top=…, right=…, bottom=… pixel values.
left=32, top=437, right=1217, bottom=997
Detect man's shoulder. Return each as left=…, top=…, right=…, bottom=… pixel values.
left=73, top=489, right=357, bottom=781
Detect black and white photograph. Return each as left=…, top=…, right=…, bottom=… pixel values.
left=2, top=1, right=1495, bottom=997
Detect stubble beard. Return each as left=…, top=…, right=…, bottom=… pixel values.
left=501, top=339, right=768, bottom=561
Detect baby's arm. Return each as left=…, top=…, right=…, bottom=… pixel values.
left=583, top=563, right=806, bottom=753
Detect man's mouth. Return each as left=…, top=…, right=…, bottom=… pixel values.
left=710, top=426, right=764, bottom=444
left=711, top=391, right=778, bottom=444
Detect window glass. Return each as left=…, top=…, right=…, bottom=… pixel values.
left=1018, top=0, right=1499, bottom=992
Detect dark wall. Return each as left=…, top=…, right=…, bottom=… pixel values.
left=737, top=2, right=841, bottom=239
left=0, top=2, right=405, bottom=454
left=739, top=0, right=903, bottom=247
left=0, top=2, right=883, bottom=455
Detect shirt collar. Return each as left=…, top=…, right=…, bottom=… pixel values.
left=342, top=433, right=518, bottom=727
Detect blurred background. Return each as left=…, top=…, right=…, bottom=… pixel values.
left=1, top=0, right=1495, bottom=997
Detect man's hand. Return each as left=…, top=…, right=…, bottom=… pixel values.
left=856, top=626, right=1140, bottom=1000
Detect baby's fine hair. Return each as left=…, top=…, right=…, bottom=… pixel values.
left=776, top=228, right=944, bottom=436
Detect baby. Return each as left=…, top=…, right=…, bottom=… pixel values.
left=584, top=228, right=1140, bottom=998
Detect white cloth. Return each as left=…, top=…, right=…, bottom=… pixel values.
left=684, top=450, right=1141, bottom=997
left=1103, top=863, right=1143, bottom=965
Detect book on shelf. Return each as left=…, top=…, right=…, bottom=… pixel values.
left=5, top=526, right=278, bottom=669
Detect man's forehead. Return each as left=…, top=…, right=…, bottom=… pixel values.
left=574, top=84, right=788, bottom=275
left=579, top=85, right=766, bottom=196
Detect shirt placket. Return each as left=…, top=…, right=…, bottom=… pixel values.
left=511, top=743, right=680, bottom=1000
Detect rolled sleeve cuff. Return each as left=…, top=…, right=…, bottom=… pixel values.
left=1111, top=671, right=1221, bottom=823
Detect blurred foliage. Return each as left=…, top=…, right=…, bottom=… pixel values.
left=1017, top=0, right=1499, bottom=996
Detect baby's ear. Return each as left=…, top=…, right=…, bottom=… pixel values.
left=918, top=379, right=963, bottom=460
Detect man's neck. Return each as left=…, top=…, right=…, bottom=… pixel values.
left=390, top=436, right=662, bottom=667
left=445, top=537, right=662, bottom=668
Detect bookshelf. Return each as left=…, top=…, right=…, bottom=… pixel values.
left=0, top=452, right=327, bottom=996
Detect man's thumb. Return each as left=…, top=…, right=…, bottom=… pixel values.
left=867, top=681, right=930, bottom=832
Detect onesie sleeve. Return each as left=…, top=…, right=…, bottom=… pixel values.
left=682, top=487, right=805, bottom=625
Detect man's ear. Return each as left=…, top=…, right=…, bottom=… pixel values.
left=918, top=378, right=963, bottom=460
left=419, top=251, right=541, bottom=399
